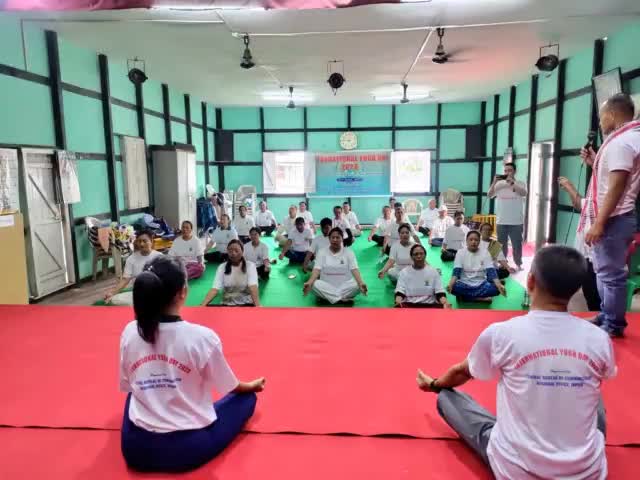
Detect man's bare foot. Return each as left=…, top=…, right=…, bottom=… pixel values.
left=416, top=369, right=433, bottom=391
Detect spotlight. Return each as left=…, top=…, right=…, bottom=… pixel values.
left=127, top=57, right=147, bottom=85
left=327, top=60, right=346, bottom=95
left=240, top=34, right=255, bottom=70
left=535, top=44, right=560, bottom=72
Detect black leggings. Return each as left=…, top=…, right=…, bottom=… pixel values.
left=258, top=226, right=275, bottom=236
left=419, top=226, right=431, bottom=237
left=256, top=264, right=270, bottom=280
left=205, top=251, right=228, bottom=263
left=440, top=249, right=457, bottom=262
left=371, top=234, right=385, bottom=246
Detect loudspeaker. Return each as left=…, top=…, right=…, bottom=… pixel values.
left=218, top=131, right=234, bottom=162
left=466, top=126, right=483, bottom=158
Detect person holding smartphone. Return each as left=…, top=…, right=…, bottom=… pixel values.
left=488, top=163, right=527, bottom=271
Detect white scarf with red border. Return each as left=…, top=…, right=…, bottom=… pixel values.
left=578, top=120, right=640, bottom=233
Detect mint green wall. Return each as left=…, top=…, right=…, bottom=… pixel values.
left=307, top=106, right=348, bottom=128
left=351, top=105, right=392, bottom=127
left=395, top=130, right=437, bottom=149
left=396, top=104, right=437, bottom=126
left=0, top=76, right=55, bottom=146
left=481, top=19, right=640, bottom=247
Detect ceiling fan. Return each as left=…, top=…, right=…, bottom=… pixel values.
left=431, top=27, right=470, bottom=64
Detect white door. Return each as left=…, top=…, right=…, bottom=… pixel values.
left=23, top=151, right=69, bottom=297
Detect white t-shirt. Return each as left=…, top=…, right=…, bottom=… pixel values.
left=345, top=211, right=360, bottom=227
left=431, top=216, right=454, bottom=239
left=281, top=216, right=298, bottom=235
left=309, top=235, right=330, bottom=255
left=169, top=236, right=203, bottom=263
left=255, top=209, right=277, bottom=227
left=374, top=216, right=394, bottom=235
left=213, top=261, right=258, bottom=305
left=453, top=248, right=494, bottom=287
left=596, top=127, right=640, bottom=217
left=389, top=241, right=414, bottom=270
left=315, top=247, right=358, bottom=285
left=396, top=265, right=444, bottom=304
left=124, top=250, right=163, bottom=280
left=468, top=311, right=616, bottom=480
left=297, top=210, right=314, bottom=227
left=210, top=227, right=238, bottom=253
left=384, top=221, right=417, bottom=245
left=288, top=227, right=314, bottom=252
left=444, top=224, right=469, bottom=250
left=244, top=241, right=269, bottom=265
left=331, top=217, right=352, bottom=238
left=119, top=320, right=239, bottom=433
left=493, top=180, right=527, bottom=225
left=574, top=200, right=593, bottom=259
left=419, top=208, right=439, bottom=229
left=233, top=215, right=255, bottom=236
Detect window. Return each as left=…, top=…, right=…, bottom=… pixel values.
left=263, top=151, right=315, bottom=194
left=390, top=151, right=431, bottom=193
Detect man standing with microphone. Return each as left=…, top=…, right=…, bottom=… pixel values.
left=580, top=93, right=640, bottom=338
left=488, top=163, right=527, bottom=271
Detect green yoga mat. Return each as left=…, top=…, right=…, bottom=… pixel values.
left=183, top=230, right=526, bottom=310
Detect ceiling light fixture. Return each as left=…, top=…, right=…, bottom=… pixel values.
left=535, top=43, right=560, bottom=72
left=240, top=34, right=255, bottom=70
left=327, top=60, right=346, bottom=95
left=127, top=57, right=148, bottom=85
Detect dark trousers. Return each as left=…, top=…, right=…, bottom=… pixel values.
left=584, top=259, right=602, bottom=312
left=205, top=251, right=227, bottom=263
left=430, top=238, right=444, bottom=247
left=395, top=302, right=443, bottom=308
left=419, top=226, right=431, bottom=237
left=441, top=249, right=457, bottom=262
left=121, top=392, right=257, bottom=472
left=238, top=235, right=250, bottom=244
left=343, top=229, right=354, bottom=247
left=497, top=267, right=510, bottom=280
left=257, top=264, right=270, bottom=280
left=285, top=250, right=307, bottom=264
left=436, top=389, right=606, bottom=468
left=371, top=234, right=385, bottom=246
left=258, top=225, right=275, bottom=236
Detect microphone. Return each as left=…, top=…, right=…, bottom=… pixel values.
left=584, top=131, right=597, bottom=151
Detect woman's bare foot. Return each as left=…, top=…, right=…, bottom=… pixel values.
left=416, top=369, right=433, bottom=391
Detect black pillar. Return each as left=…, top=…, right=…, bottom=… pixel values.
left=98, top=54, right=119, bottom=223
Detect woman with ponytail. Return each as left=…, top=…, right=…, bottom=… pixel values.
left=201, top=239, right=260, bottom=306
left=120, top=255, right=266, bottom=472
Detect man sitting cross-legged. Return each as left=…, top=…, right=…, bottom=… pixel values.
left=416, top=245, right=616, bottom=480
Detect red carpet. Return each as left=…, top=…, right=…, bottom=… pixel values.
left=0, top=428, right=637, bottom=480
left=0, top=306, right=639, bottom=446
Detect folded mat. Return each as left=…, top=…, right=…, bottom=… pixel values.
left=0, top=305, right=638, bottom=445
left=1, top=428, right=637, bottom=480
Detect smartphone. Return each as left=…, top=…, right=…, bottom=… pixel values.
left=495, top=174, right=508, bottom=180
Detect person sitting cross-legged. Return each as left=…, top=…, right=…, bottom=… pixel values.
left=244, top=227, right=271, bottom=280
left=441, top=211, right=469, bottom=262
left=479, top=222, right=515, bottom=280
left=394, top=244, right=451, bottom=309
left=368, top=205, right=393, bottom=246
left=378, top=223, right=414, bottom=283
left=416, top=245, right=616, bottom=480
left=430, top=205, right=454, bottom=247
left=447, top=230, right=505, bottom=303
left=417, top=198, right=439, bottom=237
left=120, top=255, right=265, bottom=473
left=303, top=227, right=368, bottom=304
left=303, top=217, right=332, bottom=273
left=279, top=217, right=313, bottom=264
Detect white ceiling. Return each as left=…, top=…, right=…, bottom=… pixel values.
left=13, top=0, right=640, bottom=106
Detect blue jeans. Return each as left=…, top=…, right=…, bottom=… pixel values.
left=593, top=212, right=636, bottom=332
left=121, top=392, right=257, bottom=472
left=497, top=224, right=523, bottom=267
